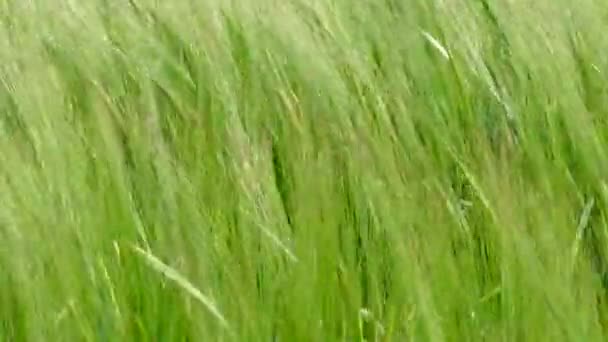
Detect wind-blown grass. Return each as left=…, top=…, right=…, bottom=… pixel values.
left=2, top=0, right=608, bottom=340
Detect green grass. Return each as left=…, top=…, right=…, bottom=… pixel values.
left=2, top=0, right=608, bottom=340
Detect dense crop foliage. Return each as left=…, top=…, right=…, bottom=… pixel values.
left=2, top=0, right=608, bottom=340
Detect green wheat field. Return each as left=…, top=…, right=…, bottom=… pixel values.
left=2, top=0, right=608, bottom=340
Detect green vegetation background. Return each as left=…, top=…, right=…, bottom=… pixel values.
left=2, top=0, right=608, bottom=340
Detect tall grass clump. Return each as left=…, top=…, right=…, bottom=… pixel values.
left=2, top=0, right=608, bottom=340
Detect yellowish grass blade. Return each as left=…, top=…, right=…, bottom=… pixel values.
left=132, top=245, right=231, bottom=330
